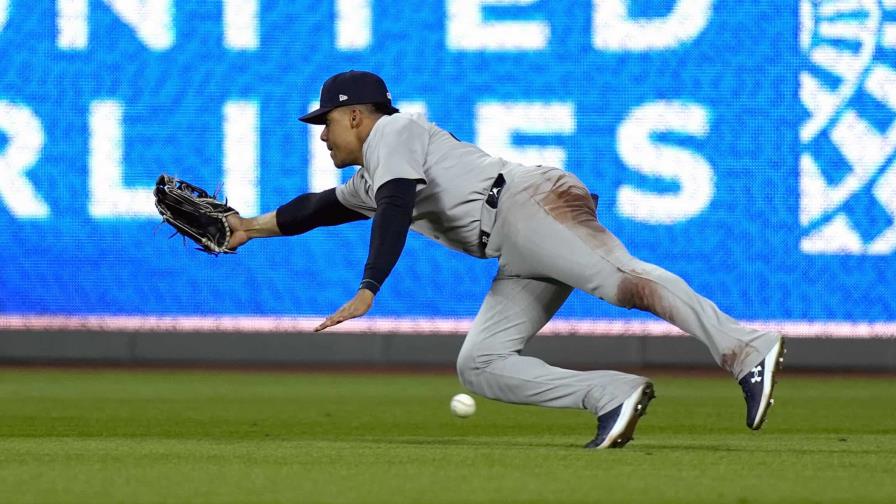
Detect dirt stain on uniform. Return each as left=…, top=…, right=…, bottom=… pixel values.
left=538, top=178, right=597, bottom=227
left=537, top=176, right=621, bottom=247
left=720, top=352, right=738, bottom=373
left=616, top=274, right=675, bottom=324
left=719, top=345, right=747, bottom=374
left=534, top=173, right=634, bottom=269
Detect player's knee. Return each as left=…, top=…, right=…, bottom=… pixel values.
left=456, top=342, right=500, bottom=392
left=455, top=345, right=479, bottom=390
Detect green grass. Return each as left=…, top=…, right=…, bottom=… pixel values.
left=0, top=368, right=894, bottom=504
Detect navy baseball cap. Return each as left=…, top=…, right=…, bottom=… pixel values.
left=299, top=70, right=400, bottom=125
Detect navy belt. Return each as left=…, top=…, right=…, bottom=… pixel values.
left=485, top=173, right=505, bottom=209
left=479, top=173, right=506, bottom=251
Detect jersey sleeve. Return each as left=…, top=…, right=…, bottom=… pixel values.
left=364, top=116, right=428, bottom=195
left=275, top=188, right=369, bottom=236
left=335, top=171, right=376, bottom=216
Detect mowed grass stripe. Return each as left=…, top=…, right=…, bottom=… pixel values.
left=0, top=369, right=894, bottom=503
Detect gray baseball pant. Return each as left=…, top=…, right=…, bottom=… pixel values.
left=456, top=165, right=781, bottom=417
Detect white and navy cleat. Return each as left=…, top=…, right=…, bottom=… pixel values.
left=585, top=382, right=655, bottom=449
left=738, top=337, right=786, bottom=430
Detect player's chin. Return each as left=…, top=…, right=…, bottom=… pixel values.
left=329, top=151, right=344, bottom=167
left=332, top=157, right=352, bottom=169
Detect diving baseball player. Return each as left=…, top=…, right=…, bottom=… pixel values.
left=224, top=70, right=785, bottom=449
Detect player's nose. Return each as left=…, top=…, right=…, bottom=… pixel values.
left=319, top=126, right=328, bottom=142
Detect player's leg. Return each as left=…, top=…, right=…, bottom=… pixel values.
left=494, top=166, right=779, bottom=378
left=571, top=251, right=785, bottom=430
left=456, top=275, right=654, bottom=447
left=490, top=166, right=783, bottom=428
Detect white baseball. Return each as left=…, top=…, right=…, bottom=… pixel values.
left=450, top=393, right=476, bottom=418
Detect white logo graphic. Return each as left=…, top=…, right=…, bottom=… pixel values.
left=800, top=0, right=896, bottom=255
left=338, top=94, right=348, bottom=101
left=750, top=365, right=763, bottom=384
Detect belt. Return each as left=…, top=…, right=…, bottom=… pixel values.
left=479, top=173, right=506, bottom=251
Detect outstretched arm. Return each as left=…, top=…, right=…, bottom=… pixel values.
left=226, top=211, right=279, bottom=249
left=314, top=178, right=418, bottom=331
left=226, top=188, right=369, bottom=249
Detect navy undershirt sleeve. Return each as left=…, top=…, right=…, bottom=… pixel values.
left=275, top=188, right=369, bottom=236
left=359, top=178, right=418, bottom=294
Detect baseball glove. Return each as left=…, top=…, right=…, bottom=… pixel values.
left=153, top=174, right=238, bottom=255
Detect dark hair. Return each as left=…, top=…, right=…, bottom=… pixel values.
left=369, top=102, right=398, bottom=116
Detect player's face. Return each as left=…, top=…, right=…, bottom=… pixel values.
left=320, top=107, right=364, bottom=168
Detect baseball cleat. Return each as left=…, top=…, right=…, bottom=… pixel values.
left=584, top=382, right=655, bottom=449
left=738, top=337, right=786, bottom=430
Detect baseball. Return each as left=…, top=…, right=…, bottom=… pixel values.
left=450, top=393, right=476, bottom=418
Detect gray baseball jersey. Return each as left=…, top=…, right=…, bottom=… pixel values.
left=335, top=113, right=504, bottom=257
left=336, top=112, right=781, bottom=418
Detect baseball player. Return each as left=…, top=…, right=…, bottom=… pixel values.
left=224, top=70, right=785, bottom=449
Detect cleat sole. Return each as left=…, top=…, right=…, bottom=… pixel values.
left=609, top=383, right=655, bottom=449
left=750, top=338, right=785, bottom=430
left=585, top=383, right=655, bottom=449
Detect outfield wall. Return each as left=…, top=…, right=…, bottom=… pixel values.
left=2, top=329, right=895, bottom=372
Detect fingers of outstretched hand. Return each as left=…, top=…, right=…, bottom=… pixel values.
left=316, top=303, right=364, bottom=331
left=313, top=317, right=338, bottom=332
left=314, top=309, right=351, bottom=332
left=314, top=303, right=352, bottom=332
left=314, top=293, right=373, bottom=332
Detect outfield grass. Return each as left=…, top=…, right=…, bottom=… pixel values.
left=0, top=367, right=894, bottom=504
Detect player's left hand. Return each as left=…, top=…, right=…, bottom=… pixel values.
left=314, top=289, right=375, bottom=332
